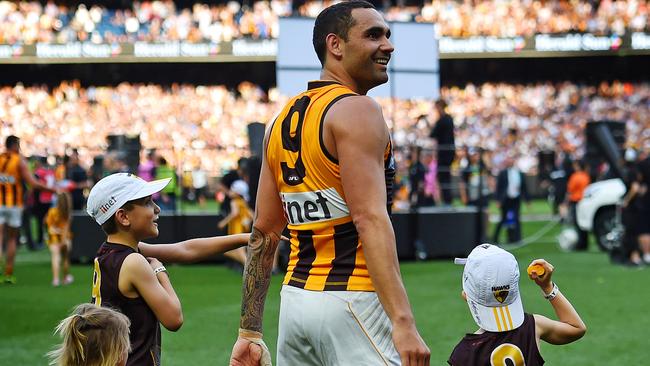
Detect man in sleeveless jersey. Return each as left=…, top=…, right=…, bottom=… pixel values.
left=449, top=244, right=586, bottom=365
left=87, top=173, right=249, bottom=365
left=230, top=2, right=430, bottom=365
left=0, top=135, right=56, bottom=284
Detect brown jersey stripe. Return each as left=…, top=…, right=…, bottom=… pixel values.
left=10, top=183, right=18, bottom=207
left=323, top=221, right=359, bottom=291
left=287, top=229, right=317, bottom=289
left=318, top=93, right=357, bottom=164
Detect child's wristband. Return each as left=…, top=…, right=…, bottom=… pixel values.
left=542, top=282, right=559, bottom=300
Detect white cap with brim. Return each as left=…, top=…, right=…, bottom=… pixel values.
left=86, top=173, right=171, bottom=225
left=455, top=243, right=525, bottom=332
left=230, top=179, right=249, bottom=202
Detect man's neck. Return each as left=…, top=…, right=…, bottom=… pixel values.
left=320, top=68, right=367, bottom=95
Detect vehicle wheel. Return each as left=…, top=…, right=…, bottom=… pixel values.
left=593, top=207, right=623, bottom=252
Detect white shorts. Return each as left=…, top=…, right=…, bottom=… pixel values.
left=0, top=206, right=22, bottom=228
left=277, top=285, right=400, bottom=366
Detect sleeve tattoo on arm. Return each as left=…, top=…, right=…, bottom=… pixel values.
left=240, top=226, right=281, bottom=333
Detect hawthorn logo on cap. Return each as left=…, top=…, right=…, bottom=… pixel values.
left=492, top=284, right=510, bottom=303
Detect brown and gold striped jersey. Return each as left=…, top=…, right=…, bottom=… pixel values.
left=448, top=313, right=544, bottom=366
left=0, top=152, right=24, bottom=208
left=267, top=81, right=396, bottom=292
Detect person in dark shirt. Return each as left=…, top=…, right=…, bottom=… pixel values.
left=430, top=99, right=455, bottom=205
left=87, top=173, right=249, bottom=366
left=66, top=149, right=89, bottom=211
left=218, top=157, right=249, bottom=217
left=408, top=146, right=430, bottom=208
left=636, top=154, right=650, bottom=263
left=449, top=244, right=586, bottom=366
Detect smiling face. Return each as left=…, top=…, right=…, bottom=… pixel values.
left=123, top=195, right=161, bottom=239
left=338, top=8, right=394, bottom=93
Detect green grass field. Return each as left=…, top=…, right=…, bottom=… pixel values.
left=1, top=219, right=648, bottom=365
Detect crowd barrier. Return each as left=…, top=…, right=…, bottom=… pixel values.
left=71, top=208, right=487, bottom=264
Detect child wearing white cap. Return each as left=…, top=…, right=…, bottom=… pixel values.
left=86, top=173, right=249, bottom=366
left=217, top=179, right=253, bottom=267
left=449, top=244, right=586, bottom=366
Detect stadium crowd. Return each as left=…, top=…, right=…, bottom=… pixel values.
left=2, top=80, right=649, bottom=176
left=0, top=0, right=647, bottom=45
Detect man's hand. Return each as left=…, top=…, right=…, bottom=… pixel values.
left=392, top=322, right=430, bottom=366
left=230, top=337, right=271, bottom=366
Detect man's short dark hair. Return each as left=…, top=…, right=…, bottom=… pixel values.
left=6, top=135, right=19, bottom=149
left=312, top=0, right=375, bottom=66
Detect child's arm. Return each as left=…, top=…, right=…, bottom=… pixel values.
left=529, top=259, right=587, bottom=345
left=138, top=234, right=250, bottom=263
left=122, top=254, right=183, bottom=331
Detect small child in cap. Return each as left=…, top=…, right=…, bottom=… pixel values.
left=449, top=244, right=586, bottom=366
left=86, top=173, right=249, bottom=365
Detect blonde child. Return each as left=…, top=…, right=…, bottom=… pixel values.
left=47, top=303, right=130, bottom=366
left=46, top=192, right=74, bottom=286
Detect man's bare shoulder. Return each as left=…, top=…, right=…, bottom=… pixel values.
left=328, top=94, right=382, bottom=116
left=326, top=95, right=385, bottom=130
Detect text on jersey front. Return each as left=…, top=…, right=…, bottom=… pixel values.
left=281, top=188, right=349, bottom=225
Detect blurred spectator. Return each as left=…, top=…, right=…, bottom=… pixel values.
left=430, top=99, right=456, bottom=205
left=549, top=148, right=574, bottom=217
left=66, top=149, right=89, bottom=211
left=422, top=149, right=439, bottom=206
left=20, top=156, right=38, bottom=250
left=154, top=156, right=177, bottom=211
left=33, top=155, right=56, bottom=248
left=493, top=153, right=530, bottom=244
left=621, top=149, right=643, bottom=265
left=45, top=191, right=73, bottom=287
left=408, top=146, right=428, bottom=208
left=566, top=159, right=591, bottom=251
left=459, top=148, right=493, bottom=207
left=0, top=135, right=55, bottom=284
left=217, top=179, right=251, bottom=267
left=217, top=157, right=248, bottom=216
left=191, top=164, right=208, bottom=208
left=138, top=149, right=157, bottom=182
left=636, top=152, right=650, bottom=263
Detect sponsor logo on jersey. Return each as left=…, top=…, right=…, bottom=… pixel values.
left=280, top=188, right=349, bottom=225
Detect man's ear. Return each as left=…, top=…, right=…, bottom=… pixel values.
left=114, top=209, right=130, bottom=227
left=325, top=33, right=343, bottom=60
left=461, top=291, right=467, bottom=302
